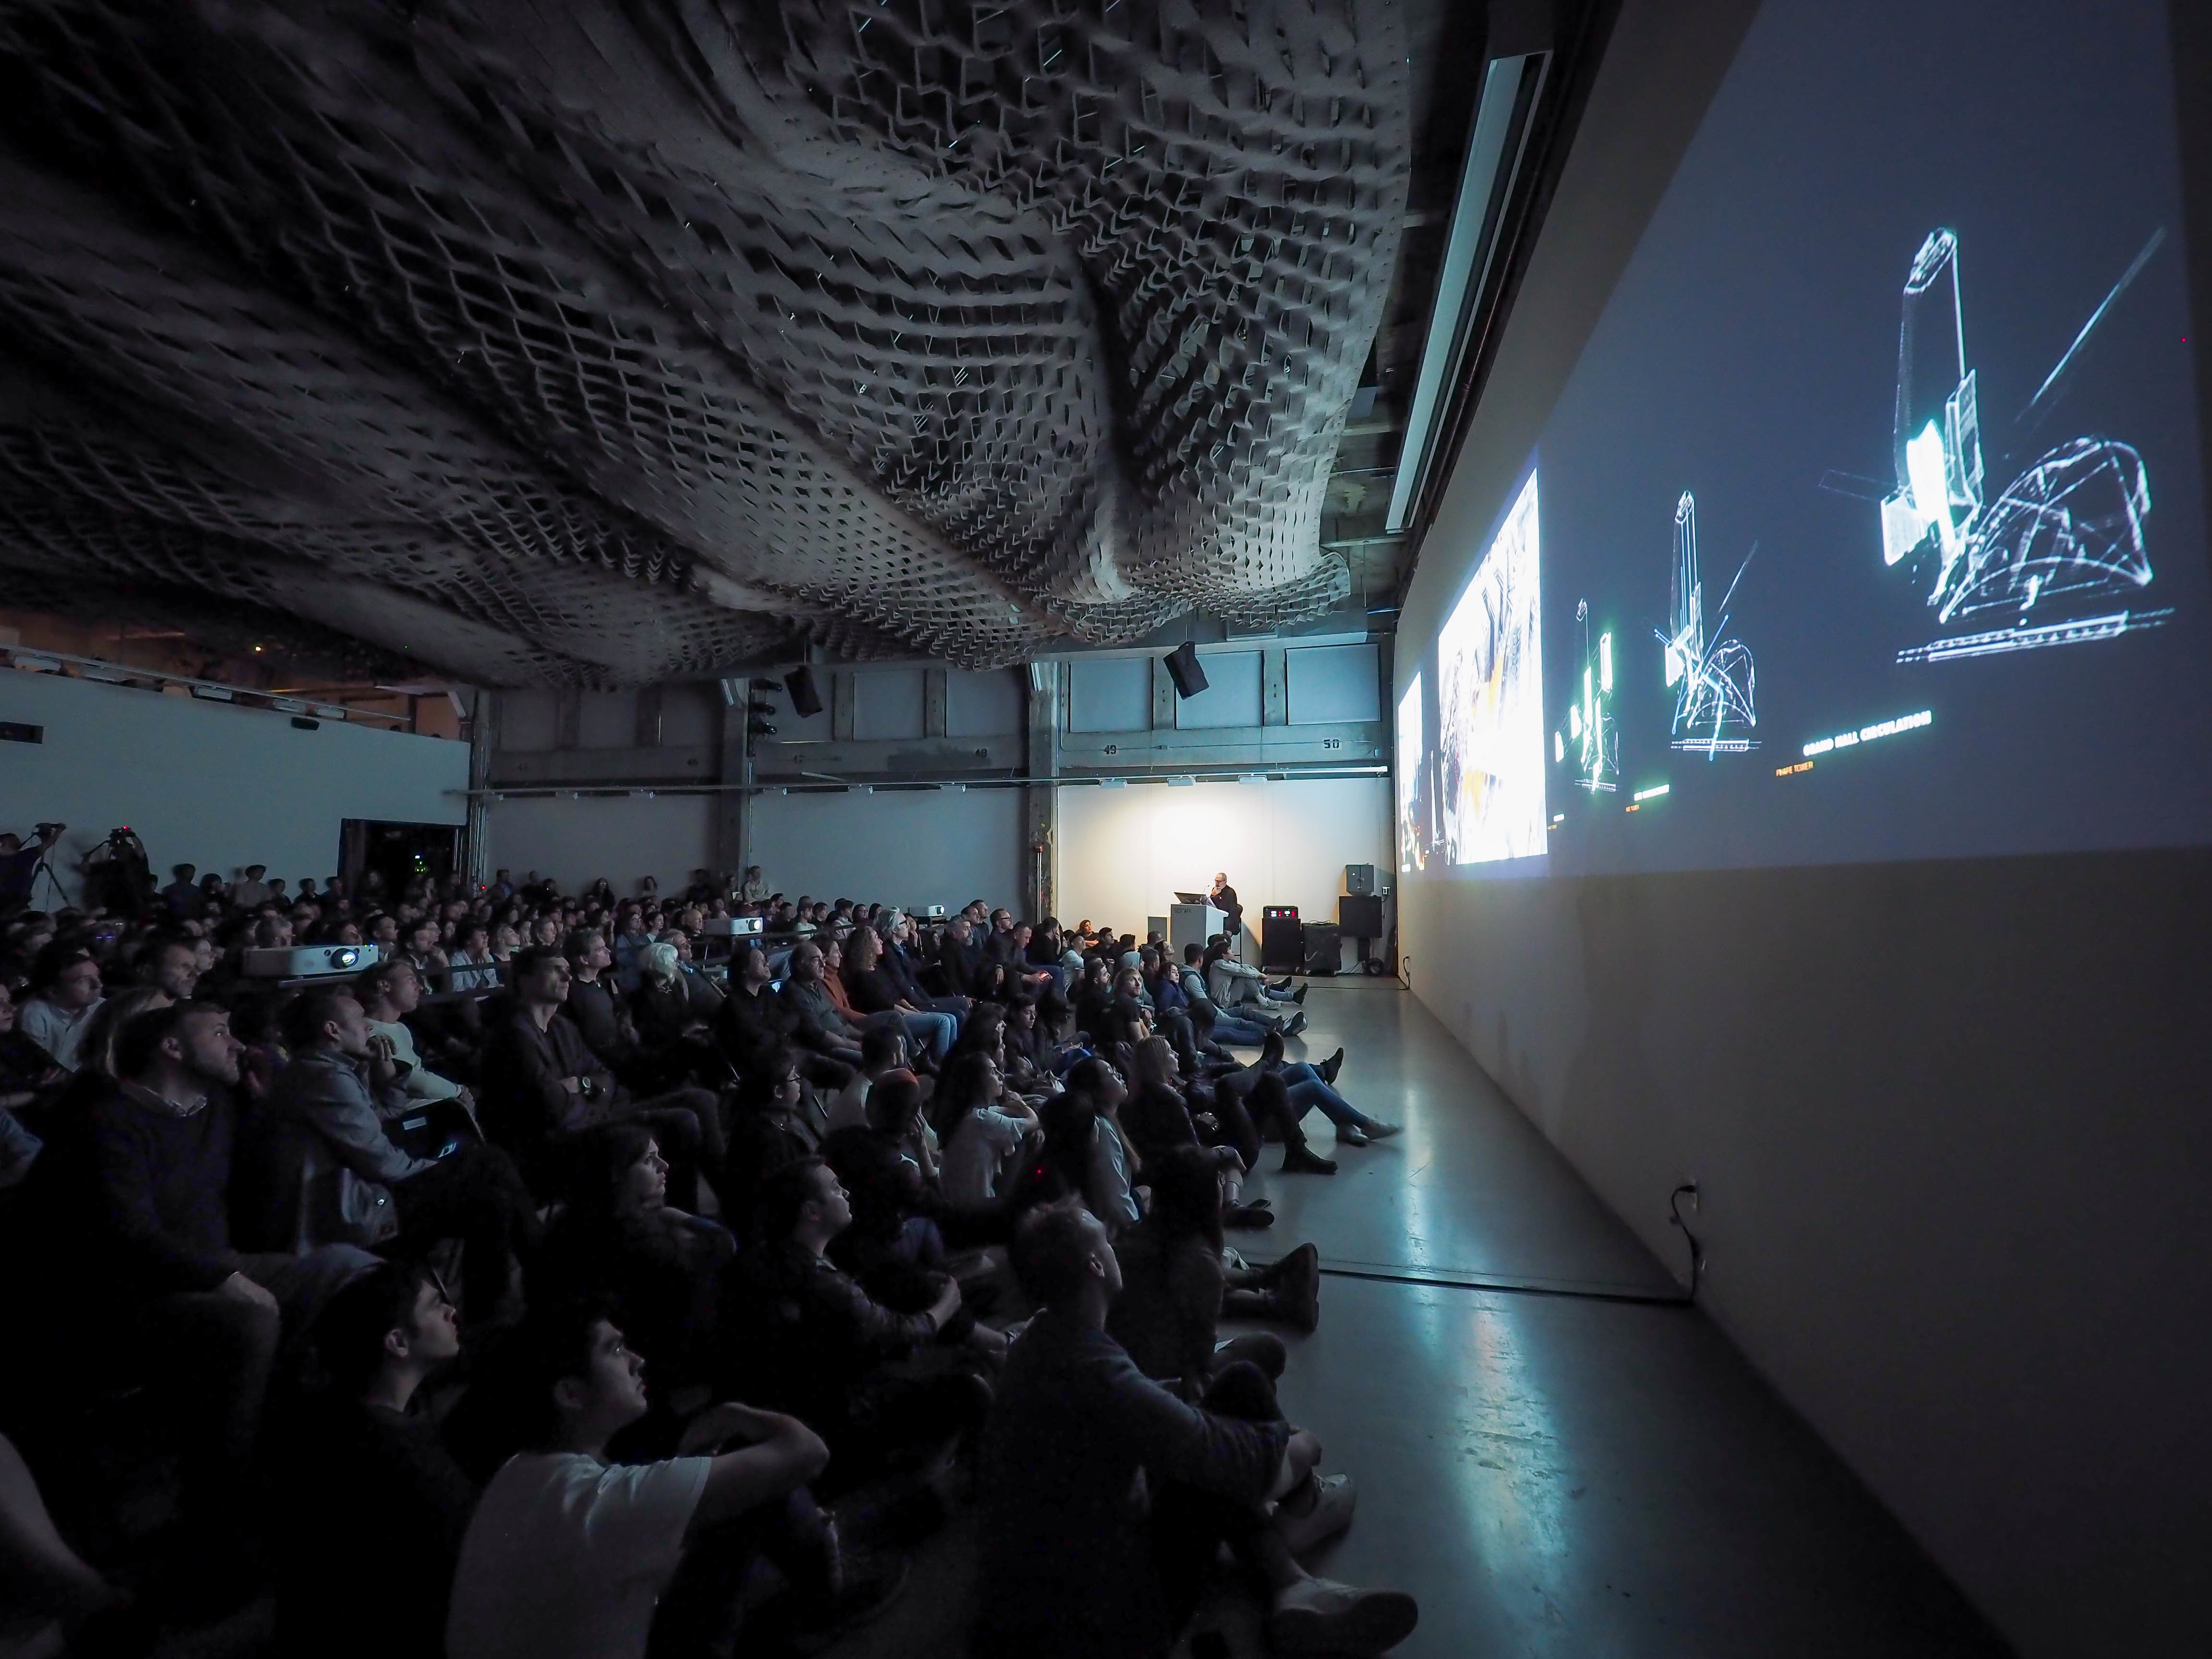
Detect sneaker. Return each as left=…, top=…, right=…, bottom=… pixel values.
left=1318, top=1046, right=1345, bottom=1084
left=1260, top=1028, right=1286, bottom=1069
left=1364, top=1121, right=1403, bottom=1139
left=1335, top=1123, right=1369, bottom=1146
left=1269, top=975, right=1295, bottom=992
left=1267, top=1575, right=1419, bottom=1654
left=1224, top=1202, right=1276, bottom=1230
left=1292, top=982, right=1308, bottom=1004
left=1284, top=1010, right=1308, bottom=1037
left=1274, top=1470, right=1357, bottom=1555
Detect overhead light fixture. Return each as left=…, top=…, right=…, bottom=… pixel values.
left=191, top=685, right=235, bottom=702
left=272, top=697, right=309, bottom=713
left=1099, top=777, right=1128, bottom=789
left=10, top=654, right=59, bottom=672
left=1386, top=50, right=1551, bottom=533
left=1167, top=775, right=1197, bottom=787
left=1238, top=773, right=1265, bottom=785
left=312, top=705, right=348, bottom=721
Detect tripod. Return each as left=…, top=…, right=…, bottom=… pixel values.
left=28, top=854, right=68, bottom=911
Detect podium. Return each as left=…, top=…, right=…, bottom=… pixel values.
left=1167, top=902, right=1225, bottom=956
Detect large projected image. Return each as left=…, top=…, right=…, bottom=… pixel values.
left=1397, top=0, right=2212, bottom=881
left=1396, top=674, right=1428, bottom=874
left=1437, top=472, right=1545, bottom=864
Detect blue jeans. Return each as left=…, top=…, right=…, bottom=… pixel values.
left=1283, top=1068, right=1372, bottom=1132
left=898, top=1010, right=957, bottom=1065
left=1206, top=1010, right=1275, bottom=1045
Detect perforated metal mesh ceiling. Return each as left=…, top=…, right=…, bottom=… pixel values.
left=0, top=0, right=1414, bottom=683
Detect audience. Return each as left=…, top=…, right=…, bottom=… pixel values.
left=0, top=847, right=1417, bottom=1654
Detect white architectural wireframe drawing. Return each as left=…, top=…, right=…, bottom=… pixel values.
left=1656, top=491, right=1757, bottom=753
left=1437, top=470, right=1546, bottom=864
left=1879, top=228, right=2165, bottom=660
left=1560, top=597, right=1619, bottom=791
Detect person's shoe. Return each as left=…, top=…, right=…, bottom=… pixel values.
left=1224, top=1202, right=1276, bottom=1229
left=1267, top=1575, right=1419, bottom=1654
left=1274, top=1470, right=1357, bottom=1555
left=1260, top=1028, right=1286, bottom=1069
left=1283, top=1010, right=1308, bottom=1037
left=1335, top=1122, right=1369, bottom=1146
left=1292, top=982, right=1308, bottom=1004
left=1269, top=975, right=1295, bottom=992
left=1269, top=1242, right=1321, bottom=1329
left=1281, top=1143, right=1337, bottom=1175
left=1318, top=1046, right=1345, bottom=1085
left=1363, top=1120, right=1404, bottom=1139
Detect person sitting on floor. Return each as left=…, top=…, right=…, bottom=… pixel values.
left=444, top=1299, right=869, bottom=1659
left=276, top=1262, right=478, bottom=1659
left=825, top=1022, right=910, bottom=1135
left=974, top=1200, right=1416, bottom=1659
left=933, top=1050, right=1040, bottom=1219
left=724, top=1157, right=996, bottom=1492
left=542, top=1125, right=735, bottom=1402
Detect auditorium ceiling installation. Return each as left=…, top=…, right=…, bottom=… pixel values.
left=0, top=0, right=1455, bottom=685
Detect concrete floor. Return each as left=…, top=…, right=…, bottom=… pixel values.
left=836, top=980, right=2008, bottom=1657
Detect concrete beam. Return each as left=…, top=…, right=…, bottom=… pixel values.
left=488, top=744, right=718, bottom=787
left=751, top=734, right=1022, bottom=780
left=1057, top=721, right=1385, bottom=771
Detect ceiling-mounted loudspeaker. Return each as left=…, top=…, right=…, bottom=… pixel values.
left=784, top=664, right=824, bottom=717
left=1164, top=641, right=1208, bottom=699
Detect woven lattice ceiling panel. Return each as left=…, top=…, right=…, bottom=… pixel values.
left=0, top=0, right=1407, bottom=682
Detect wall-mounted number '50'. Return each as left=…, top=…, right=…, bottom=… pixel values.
left=1321, top=738, right=1341, bottom=749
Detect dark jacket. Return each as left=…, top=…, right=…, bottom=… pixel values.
left=563, top=977, right=635, bottom=1067
left=840, top=960, right=906, bottom=1017
left=254, top=1046, right=428, bottom=1250
left=974, top=1310, right=1286, bottom=1659
left=729, top=1237, right=940, bottom=1413
left=479, top=1010, right=620, bottom=1151
left=714, top=981, right=799, bottom=1070
left=778, top=977, right=859, bottom=1051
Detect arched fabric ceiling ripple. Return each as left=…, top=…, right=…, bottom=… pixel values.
left=0, top=0, right=1407, bottom=680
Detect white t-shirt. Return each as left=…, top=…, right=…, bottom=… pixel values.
left=445, top=1451, right=710, bottom=1659
left=940, top=1106, right=1029, bottom=1208
left=367, top=1018, right=461, bottom=1102
left=827, top=1072, right=873, bottom=1134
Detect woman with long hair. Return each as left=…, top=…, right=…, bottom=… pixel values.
left=1032, top=1057, right=1140, bottom=1234
left=934, top=1049, right=1038, bottom=1216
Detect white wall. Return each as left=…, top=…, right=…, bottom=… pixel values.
left=1387, top=1, right=2212, bottom=1651
left=0, top=671, right=467, bottom=901
left=482, top=793, right=717, bottom=896
left=750, top=785, right=1024, bottom=910
left=1055, top=778, right=1388, bottom=945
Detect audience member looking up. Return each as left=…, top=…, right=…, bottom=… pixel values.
left=20, top=945, right=105, bottom=1073
left=975, top=1201, right=1415, bottom=1658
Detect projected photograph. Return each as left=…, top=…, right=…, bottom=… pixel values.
left=1396, top=675, right=1429, bottom=874
left=1660, top=491, right=1758, bottom=752
left=1437, top=471, right=1546, bottom=864
left=1864, top=228, right=2166, bottom=663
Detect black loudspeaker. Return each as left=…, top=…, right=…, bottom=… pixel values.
left=1164, top=641, right=1209, bottom=698
left=1345, top=863, right=1375, bottom=896
left=784, top=664, right=824, bottom=718
left=1337, top=895, right=1383, bottom=938
left=1260, top=905, right=1303, bottom=970
left=1303, top=922, right=1341, bottom=976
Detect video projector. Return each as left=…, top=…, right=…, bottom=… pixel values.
left=241, top=943, right=386, bottom=979
left=699, top=916, right=764, bottom=938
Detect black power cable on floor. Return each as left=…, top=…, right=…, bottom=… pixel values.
left=1669, top=1183, right=1705, bottom=1303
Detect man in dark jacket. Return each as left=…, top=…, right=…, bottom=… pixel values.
left=715, top=944, right=853, bottom=1089
left=975, top=1202, right=1415, bottom=1659
left=479, top=947, right=721, bottom=1208
left=29, top=1001, right=377, bottom=1560
left=775, top=942, right=866, bottom=1066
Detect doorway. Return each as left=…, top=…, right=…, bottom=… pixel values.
left=341, top=818, right=461, bottom=902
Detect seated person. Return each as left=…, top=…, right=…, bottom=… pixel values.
left=716, top=942, right=854, bottom=1089
left=825, top=1022, right=910, bottom=1135
left=999, top=994, right=1063, bottom=1092
left=561, top=929, right=649, bottom=1081
left=974, top=1201, right=1415, bottom=1659
left=933, top=1051, right=1039, bottom=1217
left=1032, top=1057, right=1142, bottom=1236
left=1110, top=1149, right=1323, bottom=1394
left=1204, top=936, right=1305, bottom=1013
left=724, top=1158, right=994, bottom=1490
left=18, top=944, right=105, bottom=1073
left=777, top=941, right=867, bottom=1068
left=24, top=1002, right=378, bottom=1567
left=355, top=958, right=472, bottom=1106
left=276, top=1263, right=478, bottom=1659
left=627, top=942, right=727, bottom=1088
left=838, top=927, right=956, bottom=1068
left=479, top=947, right=723, bottom=1210
left=820, top=1072, right=950, bottom=1298
left=260, top=987, right=538, bottom=1322
left=136, top=932, right=202, bottom=1001
left=543, top=1125, right=735, bottom=1398
left=723, top=1046, right=827, bottom=1217
left=445, top=1300, right=856, bottom=1659
left=1186, top=942, right=1304, bottom=1040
